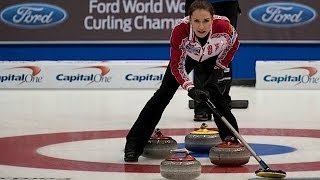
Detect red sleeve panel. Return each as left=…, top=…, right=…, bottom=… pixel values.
left=214, top=20, right=240, bottom=69
left=169, top=22, right=194, bottom=91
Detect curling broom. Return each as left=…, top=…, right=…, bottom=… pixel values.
left=206, top=98, right=286, bottom=178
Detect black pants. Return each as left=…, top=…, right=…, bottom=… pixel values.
left=187, top=1, right=241, bottom=115
left=125, top=57, right=239, bottom=154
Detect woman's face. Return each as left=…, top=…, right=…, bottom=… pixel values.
left=190, top=9, right=213, bottom=38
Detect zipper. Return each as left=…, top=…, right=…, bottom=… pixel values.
left=199, top=43, right=208, bottom=62
left=199, top=52, right=204, bottom=62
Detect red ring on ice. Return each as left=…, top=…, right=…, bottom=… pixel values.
left=0, top=128, right=319, bottom=173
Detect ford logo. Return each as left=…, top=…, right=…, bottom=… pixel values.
left=249, top=2, right=317, bottom=28
left=0, top=3, right=68, bottom=28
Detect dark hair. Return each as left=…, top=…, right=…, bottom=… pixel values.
left=188, top=0, right=215, bottom=17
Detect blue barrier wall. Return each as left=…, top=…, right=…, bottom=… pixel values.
left=1, top=43, right=320, bottom=80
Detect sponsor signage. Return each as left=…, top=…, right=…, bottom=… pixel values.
left=0, top=61, right=170, bottom=89
left=255, top=61, right=320, bottom=89
left=0, top=3, right=68, bottom=28
left=0, top=63, right=46, bottom=88
left=248, top=2, right=316, bottom=28
left=0, top=0, right=184, bottom=44
left=238, top=1, right=319, bottom=43
left=53, top=64, right=113, bottom=88
left=0, top=0, right=319, bottom=44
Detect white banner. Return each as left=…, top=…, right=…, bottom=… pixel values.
left=255, top=61, right=320, bottom=89
left=0, top=61, right=172, bottom=89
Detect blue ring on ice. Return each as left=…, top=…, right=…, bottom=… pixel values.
left=177, top=143, right=297, bottom=158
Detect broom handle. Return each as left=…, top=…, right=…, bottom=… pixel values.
left=206, top=99, right=270, bottom=170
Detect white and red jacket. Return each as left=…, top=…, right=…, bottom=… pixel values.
left=170, top=15, right=240, bottom=91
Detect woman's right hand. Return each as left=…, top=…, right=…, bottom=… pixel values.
left=188, top=88, right=210, bottom=102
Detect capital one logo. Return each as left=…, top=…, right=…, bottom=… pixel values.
left=56, top=65, right=112, bottom=85
left=264, top=66, right=319, bottom=85
left=0, top=65, right=43, bottom=84
left=249, top=2, right=317, bottom=28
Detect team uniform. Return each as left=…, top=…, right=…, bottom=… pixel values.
left=170, top=15, right=239, bottom=90
left=185, top=0, right=241, bottom=120
left=125, top=15, right=240, bottom=160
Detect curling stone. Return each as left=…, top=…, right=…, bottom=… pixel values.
left=185, top=123, right=221, bottom=152
left=142, top=128, right=177, bottom=159
left=160, top=149, right=201, bottom=180
left=209, top=141, right=250, bottom=166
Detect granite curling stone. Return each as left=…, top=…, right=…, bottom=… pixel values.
left=185, top=123, right=221, bottom=152
left=209, top=141, right=250, bottom=166
left=160, top=149, right=201, bottom=180
left=142, top=128, right=177, bottom=159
